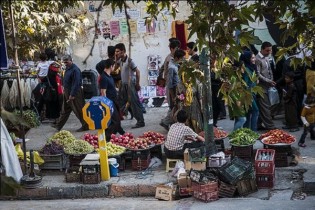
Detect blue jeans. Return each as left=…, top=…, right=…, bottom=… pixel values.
left=234, top=116, right=247, bottom=131
left=244, top=110, right=259, bottom=131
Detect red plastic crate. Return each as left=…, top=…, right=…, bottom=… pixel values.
left=256, top=173, right=275, bottom=188
left=191, top=181, right=218, bottom=193
left=193, top=190, right=219, bottom=203
left=255, top=149, right=275, bottom=174
left=131, top=154, right=151, bottom=171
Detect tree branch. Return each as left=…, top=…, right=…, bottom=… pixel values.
left=123, top=2, right=132, bottom=57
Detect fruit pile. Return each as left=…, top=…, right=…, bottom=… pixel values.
left=63, top=139, right=94, bottom=155
left=125, top=137, right=152, bottom=150
left=139, top=131, right=165, bottom=145
left=260, top=129, right=296, bottom=145
left=14, top=109, right=40, bottom=128
left=198, top=127, right=228, bottom=139
left=82, top=133, right=99, bottom=149
left=40, top=142, right=64, bottom=155
left=107, top=142, right=126, bottom=156
left=48, top=130, right=76, bottom=146
left=109, top=132, right=134, bottom=147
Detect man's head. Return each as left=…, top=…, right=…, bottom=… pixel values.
left=62, top=55, right=73, bottom=68
left=285, top=71, right=295, bottom=83
left=39, top=53, right=47, bottom=61
left=115, top=43, right=126, bottom=60
left=177, top=110, right=188, bottom=123
left=260, top=41, right=272, bottom=57
left=174, top=49, right=186, bottom=63
left=104, top=59, right=115, bottom=71
left=187, top=42, right=197, bottom=56
left=108, top=46, right=115, bottom=59
left=169, top=40, right=181, bottom=54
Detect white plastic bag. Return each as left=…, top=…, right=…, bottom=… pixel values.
left=170, top=160, right=185, bottom=177
left=268, top=87, right=280, bottom=106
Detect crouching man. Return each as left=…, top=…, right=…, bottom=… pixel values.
left=164, top=110, right=205, bottom=159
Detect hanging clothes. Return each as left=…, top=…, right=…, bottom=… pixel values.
left=171, top=20, right=189, bottom=50
left=19, top=79, right=25, bottom=107
left=9, top=79, right=18, bottom=109
left=1, top=80, right=10, bottom=108
left=24, top=78, right=32, bottom=108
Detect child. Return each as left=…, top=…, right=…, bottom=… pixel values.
left=298, top=95, right=315, bottom=147
left=282, top=71, right=299, bottom=132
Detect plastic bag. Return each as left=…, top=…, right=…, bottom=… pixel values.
left=268, top=87, right=280, bottom=106
left=170, top=160, right=185, bottom=177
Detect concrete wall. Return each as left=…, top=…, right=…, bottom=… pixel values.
left=69, top=1, right=194, bottom=86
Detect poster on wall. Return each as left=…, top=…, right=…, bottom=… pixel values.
left=137, top=19, right=147, bottom=33
left=148, top=86, right=157, bottom=97
left=129, top=20, right=137, bottom=35
left=147, top=55, right=159, bottom=70
left=146, top=20, right=156, bottom=33
left=140, top=86, right=149, bottom=98
left=127, top=8, right=141, bottom=19
left=148, top=77, right=157, bottom=85
left=101, top=21, right=112, bottom=39
left=156, top=86, right=166, bottom=96
left=148, top=71, right=159, bottom=77
left=120, top=19, right=129, bottom=35
left=113, top=8, right=125, bottom=18
left=110, top=21, right=120, bottom=36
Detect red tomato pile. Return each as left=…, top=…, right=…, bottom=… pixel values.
left=260, top=129, right=296, bottom=144
left=199, top=127, right=228, bottom=139
left=83, top=133, right=99, bottom=149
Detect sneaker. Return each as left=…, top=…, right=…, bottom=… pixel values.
left=298, top=143, right=306, bottom=147
left=131, top=123, right=145, bottom=129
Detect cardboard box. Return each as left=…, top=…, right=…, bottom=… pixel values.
left=184, top=148, right=189, bottom=161
left=177, top=173, right=192, bottom=188
left=191, top=161, right=206, bottom=171
left=155, top=184, right=176, bottom=201
left=179, top=187, right=192, bottom=197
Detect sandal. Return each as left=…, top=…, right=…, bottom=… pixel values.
left=298, top=143, right=306, bottom=147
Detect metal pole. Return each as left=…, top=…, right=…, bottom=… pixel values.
left=9, top=0, right=27, bottom=174
left=200, top=48, right=217, bottom=156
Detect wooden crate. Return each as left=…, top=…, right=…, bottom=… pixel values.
left=131, top=154, right=151, bottom=171
left=82, top=173, right=101, bottom=184
left=218, top=182, right=237, bottom=198
left=193, top=190, right=219, bottom=203
left=236, top=178, right=258, bottom=196
left=40, top=153, right=64, bottom=171
left=232, top=145, right=254, bottom=162
left=191, top=181, right=218, bottom=193
left=65, top=167, right=81, bottom=183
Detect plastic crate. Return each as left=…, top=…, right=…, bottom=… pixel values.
left=255, top=149, right=275, bottom=174
left=65, top=166, right=81, bottom=183
left=215, top=138, right=225, bottom=152
left=191, top=181, right=218, bottom=193
left=131, top=154, right=151, bottom=171
left=256, top=173, right=275, bottom=188
left=68, top=154, right=87, bottom=167
left=207, top=155, right=231, bottom=168
left=218, top=182, right=237, bottom=198
left=193, top=190, right=219, bottom=203
left=179, top=187, right=192, bottom=197
left=232, top=145, right=254, bottom=161
left=236, top=178, right=258, bottom=196
left=82, top=173, right=101, bottom=184
left=40, top=153, right=64, bottom=171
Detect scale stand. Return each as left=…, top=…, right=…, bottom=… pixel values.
left=20, top=150, right=42, bottom=189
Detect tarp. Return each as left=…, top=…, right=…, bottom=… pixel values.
left=0, top=9, right=8, bottom=70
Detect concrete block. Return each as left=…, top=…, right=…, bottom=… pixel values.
left=47, top=186, right=81, bottom=199
left=247, top=189, right=270, bottom=200
left=303, top=181, right=315, bottom=192
left=138, top=184, right=156, bottom=196
left=269, top=190, right=293, bottom=200
left=109, top=184, right=138, bottom=197
left=17, top=187, right=47, bottom=199
left=82, top=185, right=108, bottom=198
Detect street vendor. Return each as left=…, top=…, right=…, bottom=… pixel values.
left=164, top=110, right=205, bottom=159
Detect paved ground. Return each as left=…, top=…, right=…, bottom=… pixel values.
left=10, top=105, right=314, bottom=201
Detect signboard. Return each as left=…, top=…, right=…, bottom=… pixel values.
left=0, top=10, right=8, bottom=70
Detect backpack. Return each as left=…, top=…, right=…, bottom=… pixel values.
left=82, top=69, right=100, bottom=99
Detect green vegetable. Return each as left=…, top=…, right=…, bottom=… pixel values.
left=228, top=128, right=259, bottom=146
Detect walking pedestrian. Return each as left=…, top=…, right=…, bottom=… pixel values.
left=114, top=43, right=145, bottom=128
left=53, top=55, right=88, bottom=132
left=298, top=95, right=315, bottom=147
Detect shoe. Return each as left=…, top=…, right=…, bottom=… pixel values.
left=131, top=123, right=145, bottom=129
left=298, top=143, right=306, bottom=147
left=76, top=126, right=89, bottom=132
left=289, top=128, right=300, bottom=132
left=159, top=122, right=169, bottom=131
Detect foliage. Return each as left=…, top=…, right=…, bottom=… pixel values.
left=1, top=0, right=90, bottom=59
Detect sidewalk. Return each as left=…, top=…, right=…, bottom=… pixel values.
left=4, top=107, right=315, bottom=200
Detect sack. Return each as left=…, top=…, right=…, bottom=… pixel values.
left=268, top=87, right=280, bottom=106
left=43, top=85, right=57, bottom=102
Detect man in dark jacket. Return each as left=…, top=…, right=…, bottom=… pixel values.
left=53, top=55, right=88, bottom=132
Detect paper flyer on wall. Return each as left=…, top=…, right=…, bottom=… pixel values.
left=147, top=55, right=159, bottom=70
left=101, top=21, right=111, bottom=39
left=140, top=86, right=149, bottom=98
left=148, top=71, right=159, bottom=77
left=110, top=21, right=120, bottom=36
left=148, top=77, right=157, bottom=85
left=129, top=20, right=137, bottom=35
left=127, top=8, right=141, bottom=19
left=120, top=19, right=129, bottom=35
left=137, top=19, right=147, bottom=33
left=148, top=86, right=157, bottom=97
left=156, top=86, right=166, bottom=96
left=146, top=19, right=156, bottom=33
left=113, top=8, right=125, bottom=18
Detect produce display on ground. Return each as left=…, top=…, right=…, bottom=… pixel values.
left=82, top=133, right=99, bottom=149
left=107, top=142, right=126, bottom=156
left=48, top=130, right=76, bottom=146
left=110, top=131, right=165, bottom=151
left=199, top=127, right=229, bottom=139
left=139, top=131, right=165, bottom=145
left=259, top=129, right=296, bottom=145
left=13, top=109, right=40, bottom=128
left=63, top=139, right=94, bottom=155
left=40, top=142, right=64, bottom=155
left=228, top=128, right=259, bottom=146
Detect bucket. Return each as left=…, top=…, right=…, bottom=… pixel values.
left=108, top=158, right=117, bottom=165
left=109, top=163, right=119, bottom=177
